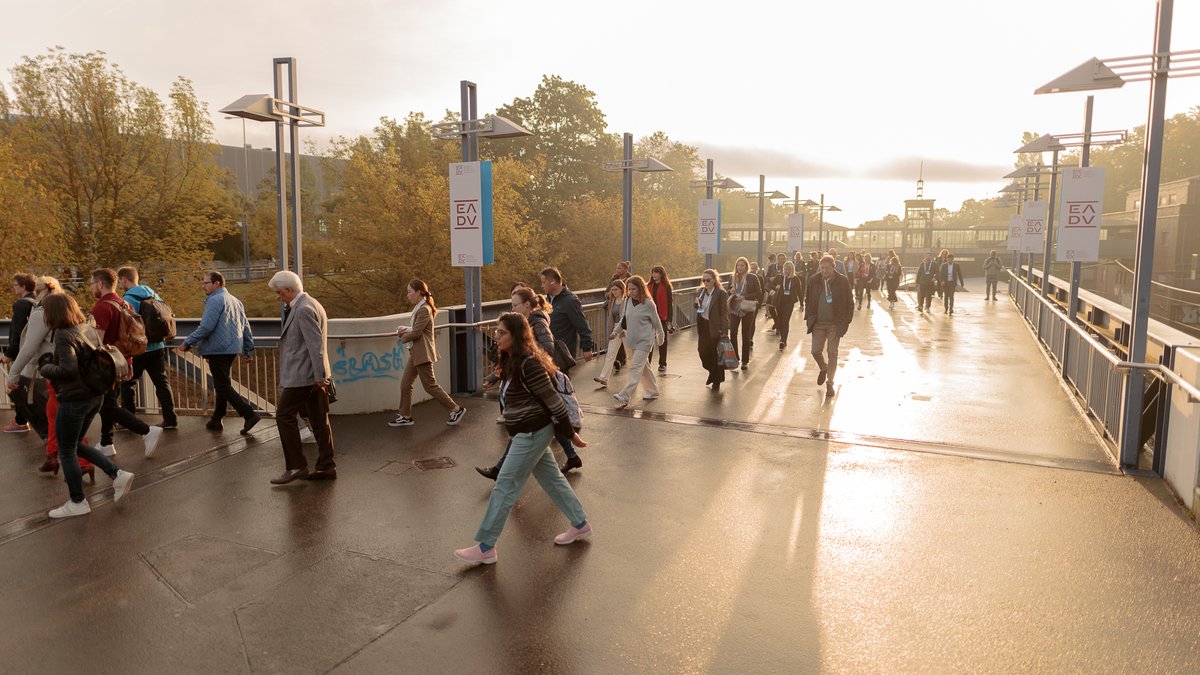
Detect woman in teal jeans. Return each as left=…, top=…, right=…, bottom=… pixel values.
left=454, top=312, right=591, bottom=565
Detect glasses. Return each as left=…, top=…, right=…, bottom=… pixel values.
left=702, top=278, right=714, bottom=284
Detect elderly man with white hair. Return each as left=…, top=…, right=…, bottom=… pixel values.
left=267, top=270, right=336, bottom=484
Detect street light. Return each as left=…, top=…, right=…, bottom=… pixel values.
left=798, top=195, right=840, bottom=251
left=223, top=116, right=252, bottom=281
left=1033, top=0, right=1198, bottom=467
left=430, top=81, right=534, bottom=394
left=744, top=177, right=787, bottom=267
left=220, top=58, right=325, bottom=280
left=602, top=133, right=673, bottom=268
left=690, top=160, right=743, bottom=269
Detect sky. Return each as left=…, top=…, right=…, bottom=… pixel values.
left=4, top=0, right=1199, bottom=228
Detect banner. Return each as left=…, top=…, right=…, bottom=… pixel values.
left=1007, top=214, right=1023, bottom=252
left=1020, top=201, right=1048, bottom=254
left=787, top=212, right=805, bottom=253
left=448, top=161, right=494, bottom=267
left=1056, top=167, right=1105, bottom=262
left=698, top=199, right=721, bottom=254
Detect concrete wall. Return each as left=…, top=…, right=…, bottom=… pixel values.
left=1164, top=348, right=1200, bottom=511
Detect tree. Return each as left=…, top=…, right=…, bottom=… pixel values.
left=0, top=134, right=63, bottom=302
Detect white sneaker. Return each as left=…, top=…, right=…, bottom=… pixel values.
left=495, top=415, right=505, bottom=424
left=642, top=393, right=660, bottom=400
left=98, top=443, right=116, bottom=457
left=388, top=415, right=414, bottom=427
left=143, top=426, right=164, bottom=458
left=49, top=498, right=91, bottom=519
left=112, top=470, right=135, bottom=502
left=299, top=426, right=315, bottom=443
left=613, top=393, right=629, bottom=407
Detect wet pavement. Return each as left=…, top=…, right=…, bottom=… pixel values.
left=3, top=282, right=1200, bottom=673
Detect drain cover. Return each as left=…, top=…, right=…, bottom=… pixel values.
left=413, top=457, right=456, bottom=471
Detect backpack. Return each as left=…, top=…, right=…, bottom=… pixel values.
left=104, top=299, right=148, bottom=358
left=138, top=296, right=177, bottom=343
left=550, top=369, right=583, bottom=430
left=78, top=331, right=131, bottom=395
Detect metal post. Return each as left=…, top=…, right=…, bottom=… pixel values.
left=818, top=193, right=825, bottom=251
left=1068, top=96, right=1093, bottom=323
left=285, top=59, right=302, bottom=277
left=272, top=61, right=288, bottom=274
left=756, top=174, right=766, bottom=267
left=1120, top=0, right=1174, bottom=467
left=1029, top=164, right=1043, bottom=283
left=705, top=159, right=714, bottom=270
left=1041, top=148, right=1060, bottom=299
left=622, top=132, right=634, bottom=266
left=239, top=118, right=251, bottom=281
left=793, top=186, right=801, bottom=254
left=461, top=80, right=481, bottom=394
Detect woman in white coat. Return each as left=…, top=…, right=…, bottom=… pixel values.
left=594, top=279, right=627, bottom=388
left=613, top=276, right=664, bottom=407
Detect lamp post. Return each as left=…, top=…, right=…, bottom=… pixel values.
left=781, top=188, right=819, bottom=253
left=220, top=57, right=325, bottom=279
left=430, top=81, right=534, bottom=393
left=602, top=133, right=673, bottom=268
left=803, top=195, right=841, bottom=251
left=744, top=176, right=787, bottom=267
left=224, top=115, right=253, bottom=281
left=689, top=160, right=743, bottom=269
left=1033, top=0, right=1199, bottom=467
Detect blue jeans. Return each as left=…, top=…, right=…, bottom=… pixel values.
left=475, top=424, right=587, bottom=547
left=56, top=396, right=119, bottom=503
left=495, top=431, right=577, bottom=470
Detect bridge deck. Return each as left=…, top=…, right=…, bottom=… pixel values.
left=2, top=282, right=1199, bottom=673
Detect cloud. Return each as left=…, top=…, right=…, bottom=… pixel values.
left=691, top=142, right=1007, bottom=183
left=864, top=158, right=1012, bottom=182
left=691, top=142, right=839, bottom=178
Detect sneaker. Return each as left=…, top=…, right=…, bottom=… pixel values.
left=3, top=422, right=30, bottom=433
left=560, top=456, right=583, bottom=474
left=159, top=419, right=178, bottom=430
left=447, top=407, right=467, bottom=426
left=554, top=522, right=593, bottom=545
left=613, top=393, right=629, bottom=407
left=593, top=377, right=607, bottom=387
left=299, top=426, right=316, bottom=443
left=49, top=499, right=91, bottom=519
left=613, top=362, right=623, bottom=373
left=453, top=544, right=497, bottom=565
left=240, top=413, right=263, bottom=435
left=642, top=393, right=660, bottom=400
left=112, top=470, right=135, bottom=502
left=657, top=364, right=667, bottom=373
left=98, top=443, right=117, bottom=457
left=143, top=426, right=163, bottom=458
left=205, top=419, right=223, bottom=431
left=495, top=415, right=505, bottom=424
left=388, top=415, right=414, bottom=427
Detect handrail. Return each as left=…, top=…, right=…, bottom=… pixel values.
left=1117, top=361, right=1200, bottom=403
left=1012, top=272, right=1124, bottom=366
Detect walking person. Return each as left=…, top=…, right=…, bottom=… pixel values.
left=541, top=267, right=595, bottom=368
left=117, top=267, right=177, bottom=429
left=390, top=279, right=467, bottom=428
left=4, top=273, right=49, bottom=440
left=2, top=273, right=37, bottom=433
left=268, top=271, right=337, bottom=484
left=916, top=251, right=938, bottom=313
left=88, top=269, right=163, bottom=458
left=984, top=250, right=1003, bottom=300
left=613, top=276, right=665, bottom=407
left=935, top=248, right=950, bottom=301
left=773, top=262, right=801, bottom=349
left=648, top=265, right=674, bottom=373
left=694, top=269, right=729, bottom=391
left=805, top=255, right=854, bottom=397
left=38, top=294, right=135, bottom=518
left=727, top=257, right=762, bottom=371
left=594, top=279, right=627, bottom=387
left=178, top=271, right=260, bottom=434
left=855, top=253, right=877, bottom=309
left=941, top=253, right=966, bottom=315
left=454, top=312, right=591, bottom=565
left=884, top=252, right=902, bottom=310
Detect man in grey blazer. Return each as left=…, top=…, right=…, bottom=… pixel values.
left=268, top=271, right=336, bottom=484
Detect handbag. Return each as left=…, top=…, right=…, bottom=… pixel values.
left=552, top=339, right=577, bottom=371
left=739, top=299, right=757, bottom=314
left=718, top=336, right=739, bottom=370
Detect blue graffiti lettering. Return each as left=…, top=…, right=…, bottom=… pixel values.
left=332, top=343, right=407, bottom=384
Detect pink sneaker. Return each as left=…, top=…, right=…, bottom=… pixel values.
left=453, top=544, right=497, bottom=565
left=554, top=522, right=593, bottom=545
left=3, top=422, right=30, bottom=433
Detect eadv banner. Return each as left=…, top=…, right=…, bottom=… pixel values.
left=449, top=161, right=494, bottom=267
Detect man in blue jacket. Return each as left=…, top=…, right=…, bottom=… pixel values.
left=118, top=267, right=177, bottom=429
left=540, top=267, right=594, bottom=369
left=177, top=271, right=260, bottom=434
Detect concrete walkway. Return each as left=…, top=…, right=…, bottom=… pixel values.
left=2, top=282, right=1199, bottom=673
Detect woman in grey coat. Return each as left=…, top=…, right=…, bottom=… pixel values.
left=613, top=276, right=664, bottom=407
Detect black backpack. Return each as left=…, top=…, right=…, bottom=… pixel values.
left=77, top=331, right=130, bottom=395
left=138, top=296, right=177, bottom=343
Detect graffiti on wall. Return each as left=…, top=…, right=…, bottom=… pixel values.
left=331, top=343, right=407, bottom=384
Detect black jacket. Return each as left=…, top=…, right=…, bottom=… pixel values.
left=548, top=286, right=594, bottom=355
left=773, top=275, right=802, bottom=313
left=5, top=296, right=36, bottom=360
left=940, top=262, right=965, bottom=290
left=528, top=309, right=555, bottom=355
left=39, top=322, right=103, bottom=402
left=916, top=260, right=939, bottom=287
left=804, top=272, right=854, bottom=337
left=696, top=285, right=730, bottom=338
left=727, top=273, right=762, bottom=304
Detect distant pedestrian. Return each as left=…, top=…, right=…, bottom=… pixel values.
left=613, top=276, right=664, bottom=407
left=390, top=279, right=466, bottom=428
left=935, top=248, right=950, bottom=300
left=884, top=252, right=902, bottom=310
left=805, top=255, right=854, bottom=397
left=647, top=265, right=674, bottom=373
left=117, top=267, right=177, bottom=429
left=594, top=279, right=627, bottom=387
left=611, top=260, right=631, bottom=283
left=89, top=268, right=163, bottom=459
left=2, top=273, right=37, bottom=433
left=773, top=261, right=800, bottom=349
left=855, top=253, right=877, bottom=309
left=268, top=270, right=337, bottom=484
left=940, top=253, right=966, bottom=315
left=454, top=312, right=590, bottom=566
left=916, top=251, right=938, bottom=313
left=38, top=293, right=135, bottom=518
left=541, top=267, right=595, bottom=366
left=984, top=250, right=1003, bottom=300
left=727, top=257, right=762, bottom=371
left=694, top=269, right=729, bottom=391
left=178, top=271, right=259, bottom=434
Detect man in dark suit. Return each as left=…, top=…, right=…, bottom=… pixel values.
left=694, top=269, right=729, bottom=391
left=915, top=251, right=938, bottom=313
left=2, top=273, right=37, bottom=433
left=541, top=267, right=594, bottom=368
left=805, top=255, right=854, bottom=397
left=940, top=253, right=966, bottom=315
left=268, top=270, right=335, bottom=484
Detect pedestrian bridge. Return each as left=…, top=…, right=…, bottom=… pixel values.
left=2, top=273, right=1200, bottom=672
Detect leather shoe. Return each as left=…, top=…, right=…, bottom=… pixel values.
left=304, top=468, right=337, bottom=480
left=269, top=468, right=309, bottom=485
left=816, top=370, right=827, bottom=385
left=240, top=413, right=262, bottom=435
left=560, top=456, right=583, bottom=474
left=205, top=419, right=223, bottom=431
left=475, top=466, right=499, bottom=481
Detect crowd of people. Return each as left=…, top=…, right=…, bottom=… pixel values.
left=2, top=248, right=1003, bottom=563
